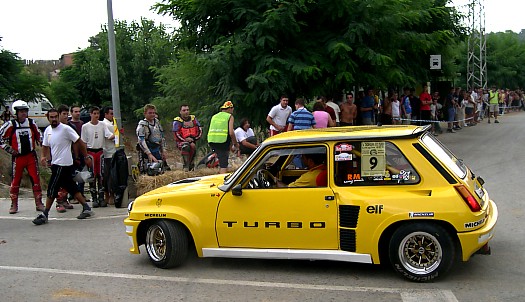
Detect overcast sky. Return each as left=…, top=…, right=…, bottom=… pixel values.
left=0, top=0, right=523, bottom=60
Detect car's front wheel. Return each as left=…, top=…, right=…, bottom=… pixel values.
left=389, top=223, right=457, bottom=282
left=145, top=220, right=188, bottom=269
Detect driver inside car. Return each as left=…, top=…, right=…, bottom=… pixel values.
left=276, top=153, right=327, bottom=187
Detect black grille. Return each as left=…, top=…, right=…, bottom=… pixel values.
left=340, top=229, right=356, bottom=252
left=339, top=205, right=360, bottom=228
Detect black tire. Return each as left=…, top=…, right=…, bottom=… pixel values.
left=145, top=220, right=189, bottom=269
left=388, top=223, right=456, bottom=282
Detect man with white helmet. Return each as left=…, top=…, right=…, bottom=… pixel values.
left=0, top=100, right=45, bottom=214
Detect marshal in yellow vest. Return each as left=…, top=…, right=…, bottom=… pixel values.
left=207, top=111, right=231, bottom=143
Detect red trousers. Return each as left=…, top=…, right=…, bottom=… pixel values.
left=10, top=152, right=42, bottom=204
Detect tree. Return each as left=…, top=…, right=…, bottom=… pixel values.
left=49, top=19, right=177, bottom=113
left=154, top=0, right=465, bottom=127
left=0, top=49, right=23, bottom=101
left=0, top=49, right=49, bottom=104
left=454, top=30, right=525, bottom=89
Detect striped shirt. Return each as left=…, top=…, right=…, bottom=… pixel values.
left=288, top=107, right=316, bottom=130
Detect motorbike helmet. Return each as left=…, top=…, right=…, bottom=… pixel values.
left=147, top=161, right=164, bottom=176
left=11, top=100, right=30, bottom=115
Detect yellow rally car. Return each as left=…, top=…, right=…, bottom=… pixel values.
left=124, top=125, right=497, bottom=282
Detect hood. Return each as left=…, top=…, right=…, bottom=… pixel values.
left=140, top=173, right=228, bottom=196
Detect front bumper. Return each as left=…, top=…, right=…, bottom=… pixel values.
left=458, top=200, right=498, bottom=261
left=124, top=218, right=141, bottom=254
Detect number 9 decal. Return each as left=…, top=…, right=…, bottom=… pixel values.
left=370, top=156, right=378, bottom=170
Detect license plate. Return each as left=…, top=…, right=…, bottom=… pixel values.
left=474, top=182, right=485, bottom=199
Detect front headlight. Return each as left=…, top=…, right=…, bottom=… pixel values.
left=127, top=199, right=134, bottom=216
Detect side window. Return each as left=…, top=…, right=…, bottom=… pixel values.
left=41, top=101, right=53, bottom=111
left=334, top=141, right=419, bottom=186
left=243, top=146, right=328, bottom=189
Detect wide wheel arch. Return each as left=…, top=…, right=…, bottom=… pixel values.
left=137, top=219, right=196, bottom=255
left=378, top=220, right=461, bottom=266
left=383, top=221, right=461, bottom=282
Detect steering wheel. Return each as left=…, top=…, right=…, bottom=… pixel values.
left=255, top=169, right=276, bottom=189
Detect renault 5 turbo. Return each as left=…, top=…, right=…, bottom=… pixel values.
left=124, top=125, right=497, bottom=282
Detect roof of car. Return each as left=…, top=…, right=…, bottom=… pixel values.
left=263, top=125, right=429, bottom=146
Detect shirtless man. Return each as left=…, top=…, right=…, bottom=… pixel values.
left=339, top=93, right=357, bottom=126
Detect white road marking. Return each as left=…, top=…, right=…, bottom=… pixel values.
left=0, top=265, right=458, bottom=301
left=0, top=215, right=127, bottom=221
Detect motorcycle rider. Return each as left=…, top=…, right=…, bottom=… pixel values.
left=0, top=100, right=44, bottom=214
left=173, top=104, right=202, bottom=171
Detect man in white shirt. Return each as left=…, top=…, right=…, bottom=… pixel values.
left=102, top=106, right=118, bottom=205
left=326, top=96, right=341, bottom=126
left=81, top=107, right=114, bottom=208
left=266, top=95, right=292, bottom=136
left=33, top=108, right=94, bottom=225
left=234, top=118, right=259, bottom=155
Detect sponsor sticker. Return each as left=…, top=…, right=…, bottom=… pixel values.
left=409, top=212, right=435, bottom=218
left=335, top=152, right=353, bottom=162
left=335, top=143, right=353, bottom=152
left=465, top=217, right=486, bottom=229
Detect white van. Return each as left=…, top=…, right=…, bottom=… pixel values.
left=2, top=94, right=53, bottom=129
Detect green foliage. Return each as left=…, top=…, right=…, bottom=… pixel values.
left=0, top=49, right=49, bottom=103
left=49, top=19, right=176, bottom=113
left=0, top=50, right=22, bottom=101
left=153, top=0, right=465, bottom=129
left=453, top=30, right=525, bottom=89
left=485, top=31, right=525, bottom=89
left=13, top=70, right=49, bottom=101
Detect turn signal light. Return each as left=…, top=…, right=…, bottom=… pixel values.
left=455, top=185, right=481, bottom=212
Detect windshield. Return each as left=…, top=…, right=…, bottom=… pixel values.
left=223, top=152, right=254, bottom=186
left=420, top=133, right=467, bottom=179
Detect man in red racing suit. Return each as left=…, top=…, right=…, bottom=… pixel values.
left=0, top=100, right=44, bottom=214
left=172, top=104, right=202, bottom=171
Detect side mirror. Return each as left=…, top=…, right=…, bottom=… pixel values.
left=232, top=184, right=243, bottom=196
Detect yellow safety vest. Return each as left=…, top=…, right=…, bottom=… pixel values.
left=207, top=111, right=230, bottom=143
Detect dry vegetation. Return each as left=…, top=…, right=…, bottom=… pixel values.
left=135, top=167, right=223, bottom=196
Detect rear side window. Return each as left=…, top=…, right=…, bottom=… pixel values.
left=420, top=133, right=467, bottom=179
left=334, top=141, right=420, bottom=186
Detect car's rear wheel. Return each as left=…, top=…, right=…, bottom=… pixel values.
left=145, top=220, right=188, bottom=268
left=389, top=223, right=456, bottom=282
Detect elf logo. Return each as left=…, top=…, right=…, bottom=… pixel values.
left=366, top=205, right=384, bottom=214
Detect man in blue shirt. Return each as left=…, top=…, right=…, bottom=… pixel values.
left=287, top=98, right=316, bottom=130
left=360, top=88, right=376, bottom=125
left=287, top=98, right=315, bottom=168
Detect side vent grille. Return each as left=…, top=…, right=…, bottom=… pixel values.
left=340, top=229, right=356, bottom=252
left=339, top=205, right=360, bottom=228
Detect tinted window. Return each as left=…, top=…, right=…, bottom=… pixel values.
left=420, top=133, right=467, bottom=179
left=334, top=141, right=420, bottom=186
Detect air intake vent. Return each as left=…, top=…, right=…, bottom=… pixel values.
left=340, top=229, right=356, bottom=252
left=339, top=205, right=360, bottom=228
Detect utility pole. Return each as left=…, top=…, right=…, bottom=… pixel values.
left=466, top=0, right=487, bottom=90
left=107, top=0, right=123, bottom=148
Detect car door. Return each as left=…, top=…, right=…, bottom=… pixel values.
left=216, top=145, right=338, bottom=249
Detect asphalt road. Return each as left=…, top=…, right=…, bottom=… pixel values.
left=1, top=112, right=524, bottom=302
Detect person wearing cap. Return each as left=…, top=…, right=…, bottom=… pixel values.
left=0, top=100, right=45, bottom=214
left=207, top=101, right=239, bottom=174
